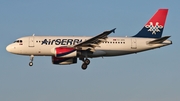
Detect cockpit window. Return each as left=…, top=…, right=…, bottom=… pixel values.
left=14, top=40, right=23, bottom=43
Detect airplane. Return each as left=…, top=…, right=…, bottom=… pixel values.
left=6, top=9, right=172, bottom=70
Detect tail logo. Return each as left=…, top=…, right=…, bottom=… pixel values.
left=145, top=22, right=163, bottom=34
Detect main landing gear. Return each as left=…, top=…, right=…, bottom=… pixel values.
left=29, top=55, right=34, bottom=66
left=81, top=58, right=90, bottom=70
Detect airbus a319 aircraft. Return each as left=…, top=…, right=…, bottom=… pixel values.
left=6, top=9, right=172, bottom=70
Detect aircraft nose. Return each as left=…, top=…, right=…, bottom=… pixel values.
left=6, top=44, right=14, bottom=53
left=6, top=45, right=11, bottom=52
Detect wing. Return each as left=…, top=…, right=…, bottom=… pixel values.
left=74, top=28, right=116, bottom=52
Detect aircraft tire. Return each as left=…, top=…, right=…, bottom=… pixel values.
left=29, top=62, right=33, bottom=66
left=84, top=59, right=90, bottom=65
left=81, top=63, right=87, bottom=70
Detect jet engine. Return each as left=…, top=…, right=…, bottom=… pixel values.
left=52, top=56, right=77, bottom=65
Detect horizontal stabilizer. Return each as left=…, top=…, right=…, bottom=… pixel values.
left=148, top=36, right=171, bottom=44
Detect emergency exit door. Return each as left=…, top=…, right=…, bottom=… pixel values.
left=131, top=39, right=137, bottom=49
left=29, top=36, right=34, bottom=47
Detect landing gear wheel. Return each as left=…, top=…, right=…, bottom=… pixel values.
left=84, top=59, right=90, bottom=65
left=29, top=62, right=33, bottom=66
left=81, top=63, right=87, bottom=70
left=29, top=55, right=34, bottom=66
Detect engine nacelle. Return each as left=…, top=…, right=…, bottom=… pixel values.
left=54, top=47, right=77, bottom=58
left=52, top=56, right=77, bottom=65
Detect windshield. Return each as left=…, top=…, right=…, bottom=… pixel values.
left=14, top=40, right=22, bottom=43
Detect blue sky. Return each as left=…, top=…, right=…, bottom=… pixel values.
left=1, top=0, right=180, bottom=101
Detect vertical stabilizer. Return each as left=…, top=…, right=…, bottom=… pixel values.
left=133, top=9, right=168, bottom=38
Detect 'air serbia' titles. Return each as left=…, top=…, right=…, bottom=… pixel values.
left=42, top=39, right=83, bottom=45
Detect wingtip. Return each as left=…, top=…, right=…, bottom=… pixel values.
left=111, top=28, right=116, bottom=33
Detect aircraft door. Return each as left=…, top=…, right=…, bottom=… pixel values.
left=131, top=38, right=137, bottom=49
left=29, top=36, right=34, bottom=47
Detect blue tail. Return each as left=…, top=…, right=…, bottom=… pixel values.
left=133, top=9, right=168, bottom=38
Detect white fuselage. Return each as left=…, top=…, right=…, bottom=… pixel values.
left=6, top=36, right=172, bottom=57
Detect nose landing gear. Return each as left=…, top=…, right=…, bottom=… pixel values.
left=29, top=55, right=34, bottom=66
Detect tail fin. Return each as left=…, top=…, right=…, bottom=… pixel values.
left=133, top=9, right=168, bottom=38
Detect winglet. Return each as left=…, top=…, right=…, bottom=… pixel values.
left=111, top=28, right=116, bottom=33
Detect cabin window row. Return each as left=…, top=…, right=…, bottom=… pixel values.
left=103, top=41, right=125, bottom=44
left=36, top=41, right=41, bottom=43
